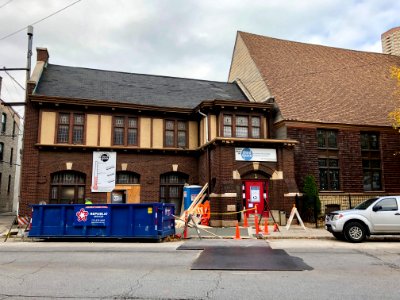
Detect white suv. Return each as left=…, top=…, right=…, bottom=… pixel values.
left=325, top=196, right=400, bottom=242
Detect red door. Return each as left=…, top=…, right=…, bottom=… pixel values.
left=244, top=180, right=269, bottom=217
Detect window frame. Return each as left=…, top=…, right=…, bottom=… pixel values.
left=159, top=172, right=188, bottom=207
left=1, top=113, right=6, bottom=133
left=56, top=112, right=85, bottom=144
left=116, top=171, right=140, bottom=184
left=317, top=129, right=340, bottom=191
left=361, top=132, right=382, bottom=191
left=164, top=119, right=188, bottom=148
left=112, top=116, right=139, bottom=146
left=221, top=113, right=263, bottom=139
left=318, top=157, right=340, bottom=191
left=50, top=171, right=86, bottom=204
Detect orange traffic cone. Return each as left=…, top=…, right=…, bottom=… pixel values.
left=273, top=223, right=279, bottom=232
left=263, top=220, right=269, bottom=235
left=254, top=214, right=260, bottom=235
left=234, top=222, right=241, bottom=239
left=243, top=214, right=248, bottom=228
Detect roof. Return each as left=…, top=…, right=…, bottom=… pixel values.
left=237, top=31, right=400, bottom=127
left=34, top=64, right=247, bottom=109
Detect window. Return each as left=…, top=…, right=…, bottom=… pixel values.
left=361, top=132, right=382, bottom=191
left=7, top=175, right=11, bottom=194
left=0, top=142, right=3, bottom=161
left=165, top=120, right=187, bottom=148
left=12, top=121, right=16, bottom=138
left=9, top=148, right=13, bottom=166
left=113, top=116, right=138, bottom=146
left=318, top=158, right=340, bottom=190
left=317, top=129, right=340, bottom=191
left=116, top=171, right=140, bottom=184
left=373, top=198, right=398, bottom=211
left=160, top=172, right=188, bottom=212
left=57, top=113, right=84, bottom=144
left=0, top=173, right=2, bottom=194
left=50, top=171, right=86, bottom=204
left=317, top=129, right=338, bottom=149
left=1, top=113, right=6, bottom=133
left=223, top=114, right=262, bottom=138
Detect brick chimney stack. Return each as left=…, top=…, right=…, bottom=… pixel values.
left=382, top=26, right=400, bottom=56
left=36, top=47, right=49, bottom=63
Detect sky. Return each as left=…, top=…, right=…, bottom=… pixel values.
left=0, top=0, right=399, bottom=118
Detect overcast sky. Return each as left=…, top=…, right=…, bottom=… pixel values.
left=0, top=0, right=399, bottom=117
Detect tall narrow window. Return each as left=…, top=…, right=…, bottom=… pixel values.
left=1, top=113, right=7, bottom=133
left=127, top=117, right=138, bottom=145
left=57, top=113, right=70, bottom=143
left=72, top=114, right=84, bottom=144
left=236, top=116, right=249, bottom=138
left=0, top=142, right=3, bottom=161
left=0, top=173, right=2, bottom=194
left=361, top=132, right=382, bottom=191
left=317, top=129, right=340, bottom=191
left=177, top=121, right=187, bottom=147
left=113, top=117, right=125, bottom=145
left=9, top=148, right=13, bottom=166
left=12, top=121, right=16, bottom=138
left=223, top=115, right=232, bottom=137
left=165, top=120, right=175, bottom=147
left=7, top=175, right=11, bottom=194
left=251, top=117, right=261, bottom=138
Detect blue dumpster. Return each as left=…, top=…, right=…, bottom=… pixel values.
left=183, top=185, right=202, bottom=210
left=28, top=203, right=175, bottom=239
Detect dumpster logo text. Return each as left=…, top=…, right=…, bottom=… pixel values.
left=76, top=208, right=89, bottom=222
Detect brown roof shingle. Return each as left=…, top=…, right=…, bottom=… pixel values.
left=238, top=31, right=400, bottom=127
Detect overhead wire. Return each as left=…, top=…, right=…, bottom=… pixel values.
left=0, top=0, right=83, bottom=41
left=0, top=0, right=13, bottom=9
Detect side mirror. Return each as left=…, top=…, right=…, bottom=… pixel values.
left=373, top=205, right=382, bottom=212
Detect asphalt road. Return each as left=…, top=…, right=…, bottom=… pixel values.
left=0, top=239, right=399, bottom=299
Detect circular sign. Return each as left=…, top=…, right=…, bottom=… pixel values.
left=101, top=153, right=110, bottom=162
left=241, top=148, right=253, bottom=161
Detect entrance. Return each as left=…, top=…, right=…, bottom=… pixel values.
left=243, top=180, right=269, bottom=217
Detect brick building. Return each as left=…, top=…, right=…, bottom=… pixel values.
left=0, top=77, right=22, bottom=213
left=382, top=26, right=400, bottom=56
left=19, top=48, right=298, bottom=226
left=229, top=31, right=400, bottom=212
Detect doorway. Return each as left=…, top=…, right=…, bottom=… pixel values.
left=243, top=180, right=269, bottom=217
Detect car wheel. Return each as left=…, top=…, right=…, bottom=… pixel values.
left=344, top=222, right=366, bottom=243
left=332, top=232, right=346, bottom=240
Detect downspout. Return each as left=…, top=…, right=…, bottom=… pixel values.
left=198, top=111, right=210, bottom=194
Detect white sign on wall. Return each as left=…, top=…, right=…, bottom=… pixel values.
left=235, top=148, right=277, bottom=162
left=91, top=151, right=116, bottom=192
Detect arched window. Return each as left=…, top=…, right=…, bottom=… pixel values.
left=50, top=171, right=86, bottom=204
left=116, top=171, right=140, bottom=184
left=160, top=172, right=188, bottom=213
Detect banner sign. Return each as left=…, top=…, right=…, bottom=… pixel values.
left=91, top=151, right=116, bottom=192
left=74, top=206, right=110, bottom=227
left=235, top=148, right=277, bottom=162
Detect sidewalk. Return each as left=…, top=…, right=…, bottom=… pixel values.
left=176, top=223, right=333, bottom=240
left=0, top=212, right=16, bottom=239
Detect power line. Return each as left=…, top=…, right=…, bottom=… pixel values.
left=3, top=68, right=25, bottom=90
left=0, top=0, right=13, bottom=9
left=0, top=0, right=82, bottom=41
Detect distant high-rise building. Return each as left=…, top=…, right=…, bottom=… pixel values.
left=382, top=26, right=400, bottom=56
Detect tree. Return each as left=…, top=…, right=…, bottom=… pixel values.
left=389, top=66, right=400, bottom=132
left=302, top=175, right=321, bottom=224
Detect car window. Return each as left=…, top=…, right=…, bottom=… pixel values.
left=355, top=198, right=378, bottom=210
left=373, top=198, right=398, bottom=211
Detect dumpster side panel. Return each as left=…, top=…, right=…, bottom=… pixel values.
left=29, top=203, right=175, bottom=239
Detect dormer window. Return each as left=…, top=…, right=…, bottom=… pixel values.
left=222, top=114, right=261, bottom=139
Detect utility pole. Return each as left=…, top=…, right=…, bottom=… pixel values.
left=1, top=26, right=33, bottom=106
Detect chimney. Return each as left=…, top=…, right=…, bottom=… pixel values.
left=381, top=26, right=400, bottom=56
left=36, top=47, right=49, bottom=63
